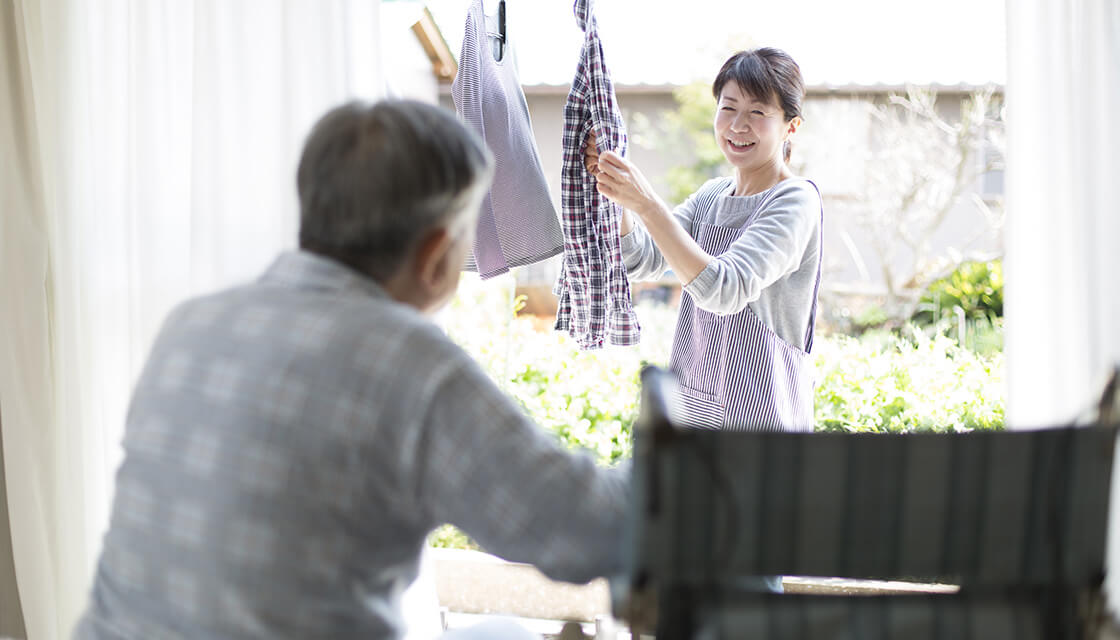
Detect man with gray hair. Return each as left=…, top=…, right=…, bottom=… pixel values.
left=75, top=100, right=628, bottom=639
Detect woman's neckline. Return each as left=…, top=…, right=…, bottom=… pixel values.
left=725, top=176, right=799, bottom=198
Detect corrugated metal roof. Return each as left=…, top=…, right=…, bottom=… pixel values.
left=424, top=0, right=1006, bottom=87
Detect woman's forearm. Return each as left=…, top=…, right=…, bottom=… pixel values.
left=633, top=200, right=712, bottom=286
left=596, top=149, right=712, bottom=284
left=620, top=207, right=635, bottom=236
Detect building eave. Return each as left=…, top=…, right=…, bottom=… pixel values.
left=440, top=81, right=1005, bottom=98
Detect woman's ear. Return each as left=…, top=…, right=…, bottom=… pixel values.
left=784, top=116, right=803, bottom=140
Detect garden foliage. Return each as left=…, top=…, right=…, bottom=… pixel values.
left=912, top=259, right=1004, bottom=326
left=813, top=328, right=1004, bottom=433
left=430, top=273, right=1005, bottom=549
left=440, top=273, right=1005, bottom=461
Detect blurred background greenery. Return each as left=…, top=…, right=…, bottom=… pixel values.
left=429, top=263, right=1005, bottom=549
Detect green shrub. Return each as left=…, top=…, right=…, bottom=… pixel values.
left=812, top=326, right=1004, bottom=433
left=912, top=260, right=1003, bottom=326
left=431, top=274, right=1004, bottom=548
left=440, top=273, right=676, bottom=465
left=442, top=273, right=1005, bottom=448
left=427, top=524, right=480, bottom=551
left=964, top=316, right=1004, bottom=357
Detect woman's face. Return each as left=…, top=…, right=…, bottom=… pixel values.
left=713, top=82, right=795, bottom=173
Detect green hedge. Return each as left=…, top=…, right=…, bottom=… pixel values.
left=912, top=259, right=1004, bottom=326
left=441, top=277, right=675, bottom=465
left=431, top=275, right=1004, bottom=549
left=441, top=274, right=1005, bottom=460
left=813, top=328, right=1004, bottom=433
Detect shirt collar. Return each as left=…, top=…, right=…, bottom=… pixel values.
left=260, top=250, right=390, bottom=301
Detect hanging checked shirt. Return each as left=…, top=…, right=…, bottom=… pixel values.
left=552, top=0, right=640, bottom=350
left=453, top=0, right=564, bottom=279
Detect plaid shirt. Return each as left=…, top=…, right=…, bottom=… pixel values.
left=553, top=0, right=640, bottom=350
left=75, top=251, right=629, bottom=640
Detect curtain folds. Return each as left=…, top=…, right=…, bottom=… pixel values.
left=0, top=2, right=383, bottom=637
left=1, top=1, right=65, bottom=637
left=1005, top=0, right=1120, bottom=428
left=1004, top=0, right=1120, bottom=619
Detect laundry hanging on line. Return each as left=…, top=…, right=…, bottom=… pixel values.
left=552, top=0, right=640, bottom=350
left=452, top=0, right=564, bottom=279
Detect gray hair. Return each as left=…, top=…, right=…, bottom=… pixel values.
left=297, top=99, right=494, bottom=279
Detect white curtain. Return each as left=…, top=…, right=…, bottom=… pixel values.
left=1004, top=0, right=1120, bottom=617
left=1004, top=0, right=1120, bottom=427
left=0, top=1, right=383, bottom=637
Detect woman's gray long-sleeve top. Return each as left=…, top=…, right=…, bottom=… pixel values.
left=620, top=177, right=822, bottom=351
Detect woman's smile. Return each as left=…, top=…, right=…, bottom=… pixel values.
left=726, top=138, right=756, bottom=152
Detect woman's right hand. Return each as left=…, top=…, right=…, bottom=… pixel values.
left=583, top=131, right=647, bottom=236
left=583, top=133, right=712, bottom=283
left=595, top=149, right=661, bottom=221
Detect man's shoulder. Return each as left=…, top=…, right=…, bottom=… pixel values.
left=148, top=282, right=483, bottom=410
left=168, top=277, right=418, bottom=326
left=160, top=281, right=463, bottom=363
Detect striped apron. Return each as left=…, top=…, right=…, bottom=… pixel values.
left=669, top=180, right=823, bottom=432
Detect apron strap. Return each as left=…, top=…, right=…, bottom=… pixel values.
left=692, top=177, right=733, bottom=224
left=685, top=176, right=822, bottom=354
left=803, top=180, right=824, bottom=354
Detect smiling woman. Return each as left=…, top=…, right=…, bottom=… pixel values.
left=712, top=48, right=804, bottom=174
left=588, top=48, right=824, bottom=436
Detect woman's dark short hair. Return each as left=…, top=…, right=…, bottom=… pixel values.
left=296, top=99, right=493, bottom=280
left=712, top=48, right=805, bottom=163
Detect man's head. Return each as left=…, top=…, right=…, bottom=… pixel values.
left=297, top=99, right=493, bottom=313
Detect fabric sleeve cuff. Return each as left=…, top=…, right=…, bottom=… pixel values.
left=620, top=227, right=644, bottom=271
left=683, top=260, right=720, bottom=300
left=620, top=228, right=640, bottom=255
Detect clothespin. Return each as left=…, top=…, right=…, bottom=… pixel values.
left=487, top=0, right=507, bottom=62
left=497, top=0, right=506, bottom=60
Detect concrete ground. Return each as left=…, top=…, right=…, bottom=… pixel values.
left=432, top=548, right=611, bottom=623
left=428, top=548, right=962, bottom=638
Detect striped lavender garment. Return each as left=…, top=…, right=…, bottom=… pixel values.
left=552, top=0, right=640, bottom=350
left=622, top=177, right=824, bottom=431
left=452, top=0, right=564, bottom=279
left=669, top=179, right=823, bottom=432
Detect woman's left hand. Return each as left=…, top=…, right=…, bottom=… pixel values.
left=584, top=132, right=601, bottom=176
left=595, top=150, right=660, bottom=219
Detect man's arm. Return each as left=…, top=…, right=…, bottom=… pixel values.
left=413, top=345, right=629, bottom=583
